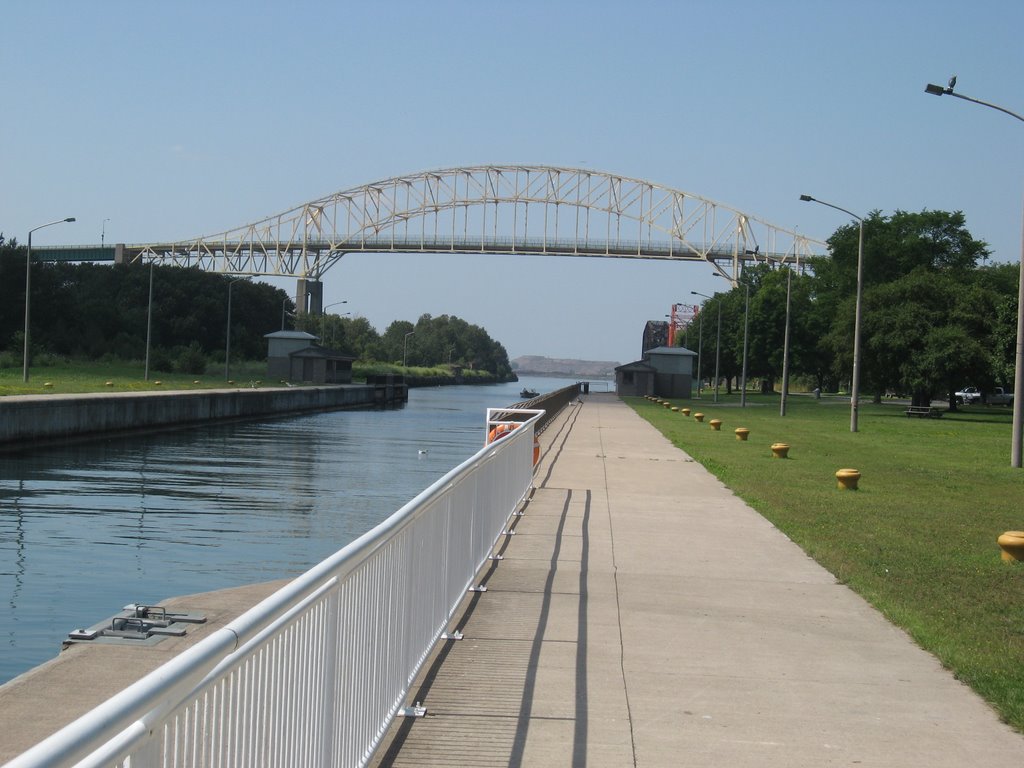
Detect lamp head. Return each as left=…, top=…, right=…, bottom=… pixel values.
left=924, top=83, right=946, bottom=96
left=798, top=194, right=813, bottom=202
left=65, top=217, right=76, bottom=222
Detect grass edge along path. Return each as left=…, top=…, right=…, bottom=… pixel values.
left=0, top=360, right=503, bottom=397
left=626, top=394, right=1024, bottom=733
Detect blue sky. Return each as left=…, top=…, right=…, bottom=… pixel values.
left=3, top=1, right=1022, bottom=365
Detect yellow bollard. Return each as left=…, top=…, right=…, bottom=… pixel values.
left=693, top=413, right=704, bottom=423
left=771, top=443, right=790, bottom=459
left=734, top=427, right=750, bottom=441
left=835, top=468, right=861, bottom=490
left=682, top=408, right=691, bottom=416
left=709, top=418, right=722, bottom=431
left=105, top=381, right=114, bottom=387
left=997, top=531, right=1024, bottom=562
left=671, top=406, right=679, bottom=412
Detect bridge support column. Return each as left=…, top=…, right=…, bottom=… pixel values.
left=297, top=279, right=323, bottom=315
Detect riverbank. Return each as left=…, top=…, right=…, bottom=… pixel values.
left=0, top=383, right=406, bottom=450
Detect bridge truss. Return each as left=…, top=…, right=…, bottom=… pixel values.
left=122, top=165, right=824, bottom=310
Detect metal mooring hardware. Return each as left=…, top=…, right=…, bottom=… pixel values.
left=400, top=702, right=427, bottom=718
left=65, top=603, right=206, bottom=648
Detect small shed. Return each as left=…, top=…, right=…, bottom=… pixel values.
left=615, top=360, right=657, bottom=397
left=265, top=330, right=355, bottom=384
left=617, top=346, right=697, bottom=399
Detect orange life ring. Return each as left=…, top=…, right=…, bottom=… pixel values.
left=533, top=435, right=540, bottom=466
left=487, top=422, right=518, bottom=443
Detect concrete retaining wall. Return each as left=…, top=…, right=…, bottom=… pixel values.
left=0, top=385, right=387, bottom=448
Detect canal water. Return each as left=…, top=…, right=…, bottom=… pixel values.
left=0, top=376, right=605, bottom=686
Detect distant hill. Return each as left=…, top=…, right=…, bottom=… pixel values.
left=512, top=355, right=619, bottom=378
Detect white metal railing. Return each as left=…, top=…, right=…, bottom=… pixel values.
left=6, top=408, right=543, bottom=768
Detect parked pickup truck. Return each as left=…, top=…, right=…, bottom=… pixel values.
left=954, top=386, right=981, bottom=405
left=988, top=387, right=1014, bottom=406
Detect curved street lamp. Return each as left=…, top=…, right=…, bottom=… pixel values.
left=403, top=330, right=415, bottom=367
left=926, top=77, right=1024, bottom=468
left=800, top=194, right=865, bottom=432
left=692, top=291, right=722, bottom=403
left=320, top=300, right=348, bottom=341
left=24, top=217, right=76, bottom=382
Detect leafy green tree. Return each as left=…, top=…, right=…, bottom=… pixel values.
left=811, top=209, right=995, bottom=403
left=856, top=271, right=992, bottom=406
left=381, top=320, right=416, bottom=364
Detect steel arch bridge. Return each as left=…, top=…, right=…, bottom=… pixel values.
left=120, top=165, right=824, bottom=312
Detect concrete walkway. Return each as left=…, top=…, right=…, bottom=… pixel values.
left=371, top=392, right=1024, bottom=766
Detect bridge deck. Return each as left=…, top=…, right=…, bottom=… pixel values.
left=370, top=393, right=1023, bottom=767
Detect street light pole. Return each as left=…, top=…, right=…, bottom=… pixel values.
left=695, top=309, right=703, bottom=397
left=144, top=261, right=154, bottom=381
left=320, top=300, right=348, bottom=342
left=800, top=194, right=865, bottom=432
left=225, top=278, right=246, bottom=380
left=925, top=77, right=1024, bottom=468
left=741, top=280, right=750, bottom=408
left=714, top=299, right=721, bottom=403
left=403, top=330, right=415, bottom=367
left=780, top=267, right=793, bottom=417
left=24, top=217, right=76, bottom=382
left=719, top=266, right=753, bottom=408
left=101, top=218, right=110, bottom=247
left=693, top=291, right=722, bottom=403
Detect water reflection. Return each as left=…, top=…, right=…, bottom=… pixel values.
left=0, top=376, right=587, bottom=684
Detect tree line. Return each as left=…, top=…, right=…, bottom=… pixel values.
left=684, top=209, right=1019, bottom=408
left=0, top=235, right=512, bottom=378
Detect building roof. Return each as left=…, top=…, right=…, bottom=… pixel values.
left=644, top=345, right=697, bottom=357
left=615, top=360, right=658, bottom=372
left=290, top=345, right=356, bottom=361
left=264, top=330, right=318, bottom=340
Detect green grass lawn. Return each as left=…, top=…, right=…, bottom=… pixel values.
left=0, top=360, right=498, bottom=397
left=0, top=360, right=270, bottom=396
left=628, top=393, right=1024, bottom=731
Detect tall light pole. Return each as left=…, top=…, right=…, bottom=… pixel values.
left=695, top=307, right=703, bottom=396
left=740, top=280, right=750, bottom=407
left=800, top=194, right=865, bottom=432
left=721, top=269, right=752, bottom=408
left=225, top=278, right=246, bottom=380
left=24, top=217, right=76, bottom=382
left=403, top=330, right=415, bottom=367
left=925, top=77, right=1024, bottom=468
left=320, top=300, right=348, bottom=342
left=780, top=267, right=793, bottom=417
left=144, top=261, right=154, bottom=381
left=693, top=291, right=722, bottom=403
left=101, top=218, right=110, bottom=247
